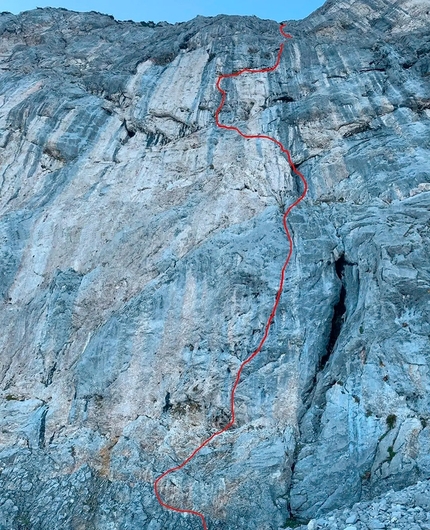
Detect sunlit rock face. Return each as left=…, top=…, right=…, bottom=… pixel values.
left=0, top=1, right=429, bottom=528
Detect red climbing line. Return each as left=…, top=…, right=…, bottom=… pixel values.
left=154, top=23, right=308, bottom=530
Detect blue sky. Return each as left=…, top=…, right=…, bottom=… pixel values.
left=1, top=1, right=326, bottom=23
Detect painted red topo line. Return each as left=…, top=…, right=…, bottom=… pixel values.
left=154, top=23, right=308, bottom=530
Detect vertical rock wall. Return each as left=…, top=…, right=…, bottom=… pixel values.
left=0, top=1, right=429, bottom=528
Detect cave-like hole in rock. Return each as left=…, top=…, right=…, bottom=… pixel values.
left=320, top=255, right=347, bottom=369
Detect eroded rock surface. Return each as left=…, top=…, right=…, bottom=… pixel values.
left=0, top=0, right=429, bottom=528
left=298, top=478, right=430, bottom=530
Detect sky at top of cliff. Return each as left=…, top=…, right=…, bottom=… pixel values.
left=1, top=0, right=326, bottom=23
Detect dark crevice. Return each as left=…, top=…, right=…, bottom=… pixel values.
left=178, top=122, right=198, bottom=139
left=320, top=255, right=347, bottom=370
left=335, top=254, right=346, bottom=280
left=146, top=131, right=170, bottom=148
left=121, top=121, right=136, bottom=145
left=273, top=95, right=295, bottom=103
left=263, top=94, right=295, bottom=109
left=39, top=407, right=48, bottom=448
left=125, top=125, right=135, bottom=139
left=359, top=67, right=386, bottom=73
left=162, top=391, right=172, bottom=413
left=44, top=362, right=57, bottom=387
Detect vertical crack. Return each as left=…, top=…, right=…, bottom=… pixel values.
left=44, top=362, right=57, bottom=387
left=39, top=406, right=48, bottom=448
left=320, top=255, right=347, bottom=369
left=163, top=391, right=172, bottom=413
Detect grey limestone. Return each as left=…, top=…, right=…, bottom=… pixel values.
left=0, top=0, right=429, bottom=528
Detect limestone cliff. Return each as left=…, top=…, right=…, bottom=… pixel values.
left=0, top=1, right=429, bottom=528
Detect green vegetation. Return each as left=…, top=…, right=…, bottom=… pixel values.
left=379, top=413, right=398, bottom=442
left=387, top=445, right=397, bottom=461
left=386, top=414, right=397, bottom=429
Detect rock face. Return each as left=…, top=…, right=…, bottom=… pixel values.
left=298, top=478, right=430, bottom=530
left=0, top=1, right=429, bottom=528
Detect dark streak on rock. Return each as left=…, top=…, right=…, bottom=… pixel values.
left=320, top=256, right=347, bottom=370
left=162, top=391, right=172, bottom=413
left=44, top=362, right=57, bottom=387
left=39, top=407, right=48, bottom=448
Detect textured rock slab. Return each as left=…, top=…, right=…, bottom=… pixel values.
left=0, top=0, right=429, bottom=528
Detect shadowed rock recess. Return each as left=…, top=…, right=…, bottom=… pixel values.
left=0, top=1, right=429, bottom=529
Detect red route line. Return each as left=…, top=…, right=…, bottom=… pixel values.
left=154, top=23, right=308, bottom=530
